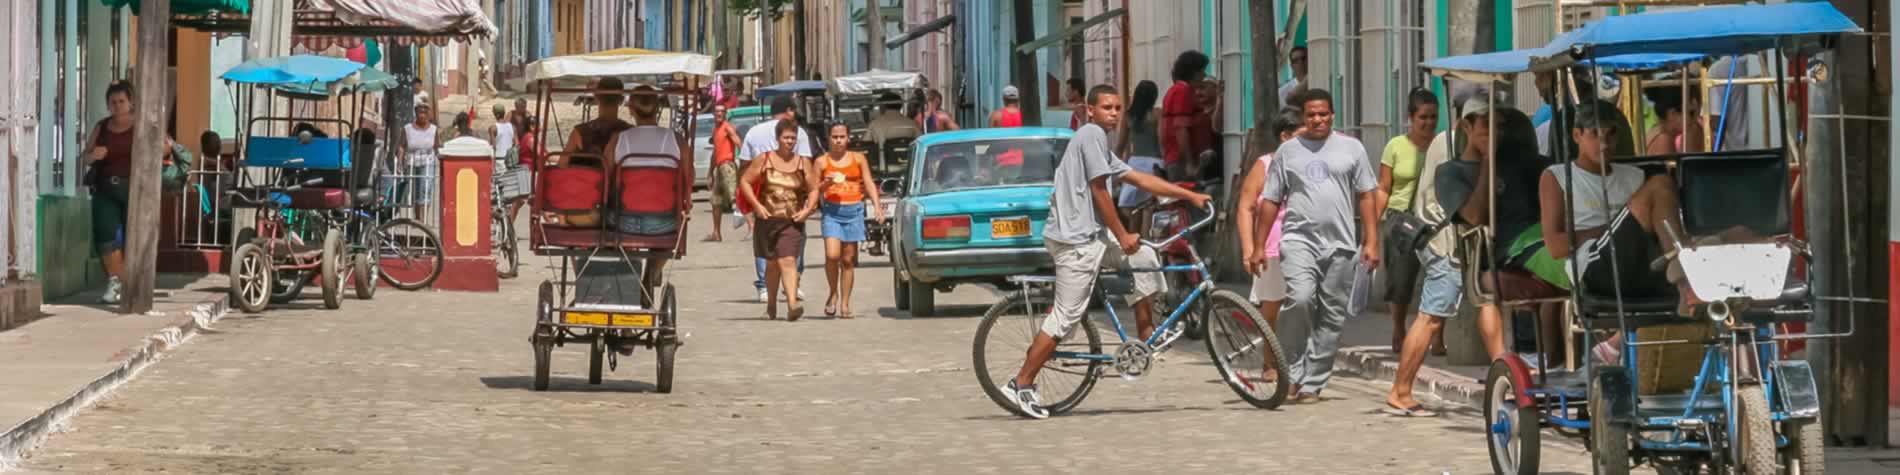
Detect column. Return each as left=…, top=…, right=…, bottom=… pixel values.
left=432, top=137, right=499, bottom=292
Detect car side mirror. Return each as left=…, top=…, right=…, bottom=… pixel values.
left=880, top=178, right=902, bottom=195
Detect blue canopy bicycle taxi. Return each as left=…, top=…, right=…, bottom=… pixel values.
left=1421, top=3, right=1862, bottom=473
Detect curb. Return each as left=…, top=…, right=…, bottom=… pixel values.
left=0, top=291, right=232, bottom=467
left=1334, top=345, right=1488, bottom=408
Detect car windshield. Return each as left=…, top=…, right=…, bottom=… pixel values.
left=916, top=137, right=1067, bottom=195
left=694, top=114, right=768, bottom=139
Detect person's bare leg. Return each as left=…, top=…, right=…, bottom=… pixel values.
left=823, top=237, right=842, bottom=314
left=708, top=205, right=724, bottom=241
left=780, top=256, right=802, bottom=315
left=103, top=250, right=125, bottom=279
left=1390, top=303, right=1409, bottom=352
left=1387, top=315, right=1446, bottom=409
left=1259, top=299, right=1284, bottom=378
left=1628, top=176, right=1685, bottom=252
left=1134, top=296, right=1156, bottom=343
left=764, top=259, right=781, bottom=319
left=1476, top=304, right=1510, bottom=361
left=839, top=242, right=858, bottom=317
left=1538, top=302, right=1564, bottom=366
left=642, top=258, right=667, bottom=307
left=1014, top=333, right=1059, bottom=386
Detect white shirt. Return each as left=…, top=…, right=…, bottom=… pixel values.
left=739, top=118, right=813, bottom=161
left=403, top=123, right=439, bottom=166
left=612, top=125, right=681, bottom=168
left=492, top=121, right=517, bottom=158
left=1278, top=79, right=1303, bottom=108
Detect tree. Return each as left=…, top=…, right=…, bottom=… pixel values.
left=727, top=0, right=793, bottom=19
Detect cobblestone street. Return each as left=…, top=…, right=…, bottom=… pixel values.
left=19, top=212, right=1592, bottom=473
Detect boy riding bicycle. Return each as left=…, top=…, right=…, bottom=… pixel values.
left=1002, top=84, right=1211, bottom=419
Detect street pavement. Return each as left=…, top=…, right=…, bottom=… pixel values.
left=17, top=203, right=1595, bottom=474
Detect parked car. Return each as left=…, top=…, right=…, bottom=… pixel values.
left=890, top=128, right=1071, bottom=316
left=691, top=105, right=768, bottom=188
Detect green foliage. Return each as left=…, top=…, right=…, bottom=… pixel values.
left=728, top=0, right=795, bottom=19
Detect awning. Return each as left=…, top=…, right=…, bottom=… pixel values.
left=165, top=0, right=497, bottom=49
left=525, top=48, right=717, bottom=82
left=1015, top=8, right=1124, bottom=54
left=755, top=80, right=828, bottom=102
left=221, top=55, right=369, bottom=85
left=274, top=66, right=399, bottom=98
left=885, top=15, right=957, bottom=50
left=103, top=0, right=249, bottom=15
left=828, top=69, right=924, bottom=96
left=1532, top=2, right=1861, bottom=70
left=1422, top=49, right=1705, bottom=83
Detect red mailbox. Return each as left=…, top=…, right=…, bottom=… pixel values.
left=434, top=137, right=498, bottom=291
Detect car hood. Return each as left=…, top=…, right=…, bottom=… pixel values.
left=908, top=186, right=1053, bottom=215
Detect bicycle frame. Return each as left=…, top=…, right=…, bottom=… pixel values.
left=1049, top=202, right=1219, bottom=360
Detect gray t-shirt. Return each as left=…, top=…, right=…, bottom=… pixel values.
left=1262, top=132, right=1375, bottom=251
left=1044, top=123, right=1132, bottom=245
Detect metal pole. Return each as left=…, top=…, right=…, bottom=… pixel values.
left=867, top=0, right=885, bottom=70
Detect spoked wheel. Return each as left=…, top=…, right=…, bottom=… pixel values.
left=1785, top=418, right=1826, bottom=474
left=1590, top=368, right=1633, bottom=475
left=319, top=229, right=344, bottom=309
left=352, top=252, right=377, bottom=300
left=655, top=284, right=678, bottom=394
left=973, top=292, right=1103, bottom=417
left=587, top=332, right=605, bottom=385
left=375, top=218, right=443, bottom=290
left=229, top=243, right=273, bottom=313
left=1160, top=271, right=1206, bottom=339
left=1485, top=359, right=1542, bottom=475
left=1736, top=384, right=1777, bottom=475
left=1202, top=289, right=1289, bottom=409
left=493, top=211, right=519, bottom=278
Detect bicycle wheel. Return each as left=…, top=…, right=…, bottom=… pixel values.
left=973, top=292, right=1103, bottom=417
left=493, top=210, right=519, bottom=278
left=1202, top=289, right=1289, bottom=409
left=375, top=218, right=443, bottom=290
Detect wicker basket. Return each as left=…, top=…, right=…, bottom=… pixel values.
left=1634, top=322, right=1718, bottom=394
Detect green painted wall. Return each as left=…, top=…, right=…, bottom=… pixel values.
left=37, top=195, right=103, bottom=302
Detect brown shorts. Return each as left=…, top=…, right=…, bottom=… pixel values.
left=755, top=218, right=807, bottom=259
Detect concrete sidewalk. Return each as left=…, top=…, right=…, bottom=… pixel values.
left=0, top=274, right=231, bottom=466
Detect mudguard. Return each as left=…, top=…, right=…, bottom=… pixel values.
left=1592, top=366, right=1637, bottom=425
left=1495, top=354, right=1538, bottom=406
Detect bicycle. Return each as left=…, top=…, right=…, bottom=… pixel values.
left=493, top=160, right=530, bottom=278
left=973, top=202, right=1291, bottom=416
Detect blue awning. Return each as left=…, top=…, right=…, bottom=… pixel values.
left=220, top=55, right=368, bottom=86
left=1423, top=49, right=1705, bottom=82
left=1534, top=2, right=1861, bottom=67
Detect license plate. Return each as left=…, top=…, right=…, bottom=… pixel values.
left=991, top=217, right=1030, bottom=238
left=562, top=312, right=656, bottom=327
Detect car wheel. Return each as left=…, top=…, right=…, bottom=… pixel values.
left=908, top=279, right=935, bottom=317
left=893, top=268, right=911, bottom=310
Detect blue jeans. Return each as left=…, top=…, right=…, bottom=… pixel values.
left=755, top=253, right=805, bottom=290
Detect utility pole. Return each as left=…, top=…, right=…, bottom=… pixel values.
left=866, top=0, right=885, bottom=70
left=794, top=0, right=808, bottom=79
left=123, top=0, right=171, bottom=314
left=1242, top=0, right=1281, bottom=164
left=1011, top=0, right=1041, bottom=126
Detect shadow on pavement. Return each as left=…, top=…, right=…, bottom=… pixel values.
left=478, top=375, right=659, bottom=393
left=874, top=304, right=991, bottom=319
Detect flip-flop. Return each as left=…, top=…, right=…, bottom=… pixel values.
left=824, top=299, right=837, bottom=317
left=836, top=310, right=854, bottom=319
left=1383, top=402, right=1438, bottom=418
left=701, top=235, right=722, bottom=242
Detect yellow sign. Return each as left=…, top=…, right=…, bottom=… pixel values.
left=611, top=314, right=656, bottom=327
left=455, top=168, right=479, bottom=247
left=564, top=312, right=611, bottom=326
left=562, top=312, right=657, bottom=327
left=991, top=217, right=1030, bottom=239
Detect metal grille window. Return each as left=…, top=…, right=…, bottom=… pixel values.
left=1359, top=0, right=1426, bottom=161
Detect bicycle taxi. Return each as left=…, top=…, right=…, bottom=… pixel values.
left=521, top=48, right=711, bottom=392
left=826, top=69, right=926, bottom=256
left=218, top=55, right=399, bottom=313
left=1421, top=3, right=1860, bottom=473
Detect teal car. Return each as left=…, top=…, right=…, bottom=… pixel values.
left=692, top=105, right=768, bottom=188
left=890, top=128, right=1071, bottom=316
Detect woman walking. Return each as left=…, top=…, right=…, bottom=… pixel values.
left=817, top=123, right=885, bottom=318
left=87, top=81, right=186, bottom=304
left=1377, top=88, right=1441, bottom=353
left=740, top=120, right=820, bottom=320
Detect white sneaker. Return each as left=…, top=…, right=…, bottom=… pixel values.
left=102, top=277, right=123, bottom=305
left=757, top=288, right=768, bottom=303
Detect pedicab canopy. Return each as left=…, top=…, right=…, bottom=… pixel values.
left=828, top=69, right=925, bottom=96
left=755, top=80, right=829, bottom=102
left=524, top=48, right=716, bottom=83
left=1530, top=2, right=1861, bottom=70
left=1422, top=49, right=1706, bottom=83
left=221, top=55, right=370, bottom=86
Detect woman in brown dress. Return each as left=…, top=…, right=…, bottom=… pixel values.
left=739, top=120, right=820, bottom=320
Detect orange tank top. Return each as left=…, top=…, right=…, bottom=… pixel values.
left=821, top=152, right=866, bottom=204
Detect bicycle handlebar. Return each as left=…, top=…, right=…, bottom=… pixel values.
left=1140, top=200, right=1217, bottom=250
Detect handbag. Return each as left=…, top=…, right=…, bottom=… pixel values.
left=1383, top=208, right=1441, bottom=254
left=160, top=142, right=193, bottom=192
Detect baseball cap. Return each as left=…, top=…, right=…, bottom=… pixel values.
left=1002, top=85, right=1020, bottom=100
left=1460, top=97, right=1491, bottom=118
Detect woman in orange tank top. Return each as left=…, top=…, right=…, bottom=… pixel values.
left=817, top=123, right=885, bottom=318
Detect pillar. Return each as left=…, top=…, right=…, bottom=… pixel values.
left=433, top=137, right=499, bottom=292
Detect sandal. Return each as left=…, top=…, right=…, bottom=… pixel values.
left=788, top=304, right=804, bottom=322
left=1383, top=402, right=1438, bottom=418
left=837, top=309, right=854, bottom=319
left=824, top=298, right=837, bottom=317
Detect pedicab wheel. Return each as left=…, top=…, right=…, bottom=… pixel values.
left=973, top=292, right=1103, bottom=417
left=1785, top=417, right=1826, bottom=474
left=351, top=252, right=376, bottom=300
left=587, top=333, right=605, bottom=385
left=493, top=212, right=519, bottom=278
left=655, top=284, right=677, bottom=394
left=320, top=229, right=344, bottom=309
left=531, top=337, right=552, bottom=391
left=531, top=281, right=555, bottom=391
left=230, top=243, right=274, bottom=313
left=1589, top=368, right=1632, bottom=475
left=375, top=218, right=444, bottom=290
left=1736, top=384, right=1777, bottom=475
left=1485, top=359, right=1541, bottom=475
left=892, top=270, right=911, bottom=310
left=1202, top=289, right=1288, bottom=409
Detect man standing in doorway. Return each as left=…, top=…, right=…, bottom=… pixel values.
left=740, top=97, right=814, bottom=302
left=1258, top=88, right=1380, bottom=405
left=990, top=86, right=1026, bottom=128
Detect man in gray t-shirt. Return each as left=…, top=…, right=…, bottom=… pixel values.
left=1259, top=88, right=1380, bottom=401
left=998, top=85, right=1210, bottom=420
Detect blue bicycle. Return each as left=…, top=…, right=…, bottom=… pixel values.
left=973, top=202, right=1290, bottom=415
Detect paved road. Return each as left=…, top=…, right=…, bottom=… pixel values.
left=21, top=211, right=1592, bottom=473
